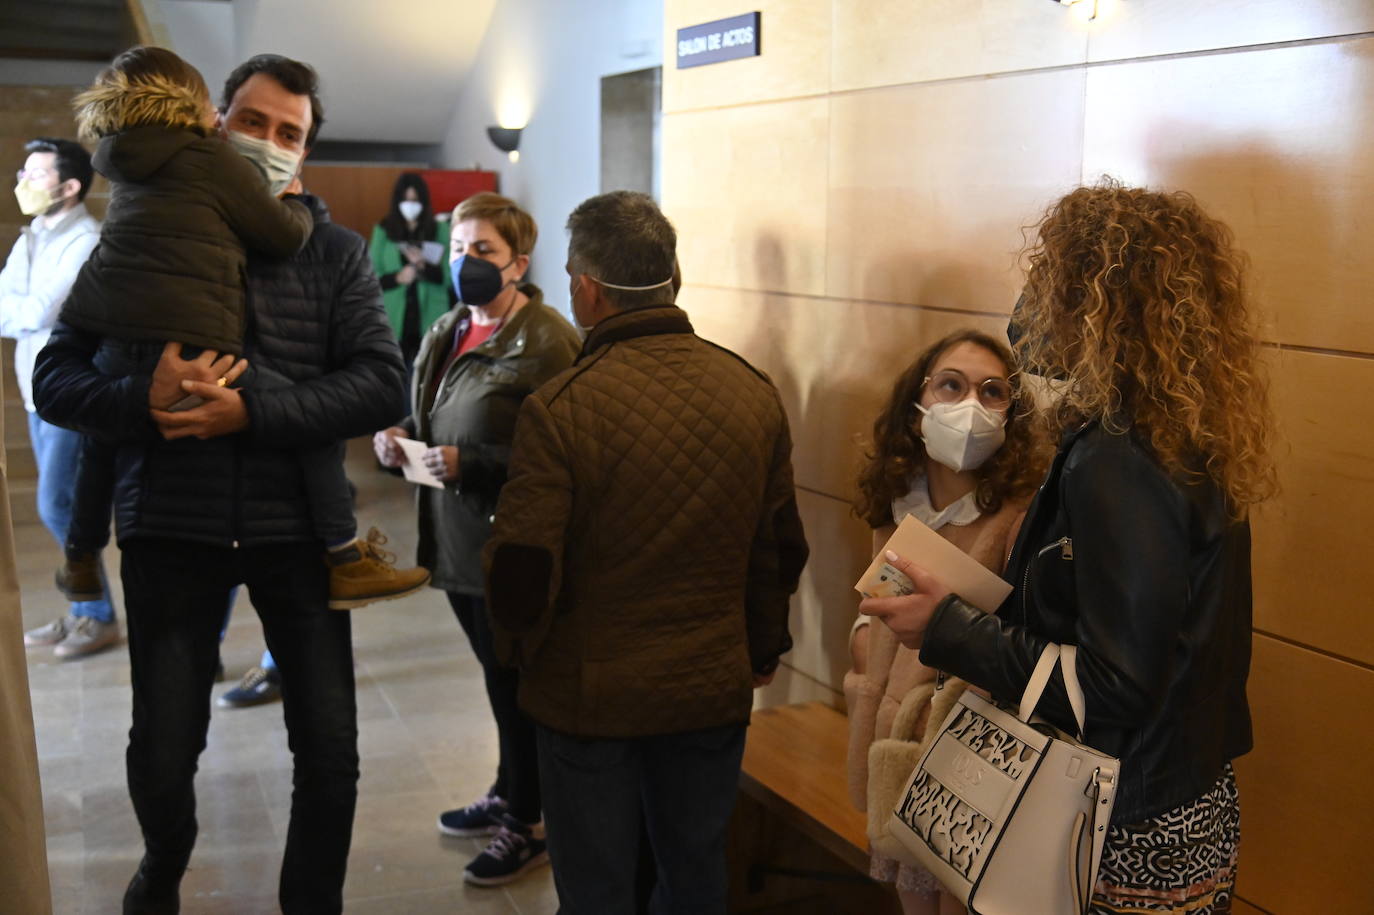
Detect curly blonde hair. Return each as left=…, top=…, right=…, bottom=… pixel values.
left=855, top=330, right=1049, bottom=528
left=1016, top=181, right=1277, bottom=516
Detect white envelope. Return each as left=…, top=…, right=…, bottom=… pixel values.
left=854, top=514, right=1013, bottom=613
left=396, top=437, right=445, bottom=489
left=421, top=241, right=446, bottom=265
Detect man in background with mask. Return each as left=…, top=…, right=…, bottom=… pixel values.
left=483, top=190, right=810, bottom=913
left=2, top=138, right=121, bottom=659
left=34, top=54, right=405, bottom=914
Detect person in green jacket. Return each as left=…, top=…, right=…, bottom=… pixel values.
left=369, top=172, right=453, bottom=374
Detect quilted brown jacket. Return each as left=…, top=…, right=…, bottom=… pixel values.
left=485, top=305, right=809, bottom=738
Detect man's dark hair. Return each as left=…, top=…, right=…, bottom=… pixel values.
left=24, top=138, right=94, bottom=202
left=566, top=191, right=677, bottom=311
left=220, top=54, right=326, bottom=146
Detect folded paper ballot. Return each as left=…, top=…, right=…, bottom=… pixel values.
left=854, top=514, right=1013, bottom=613
left=422, top=240, right=446, bottom=265
left=396, top=436, right=445, bottom=489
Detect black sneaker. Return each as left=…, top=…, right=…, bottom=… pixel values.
left=463, top=814, right=549, bottom=887
left=437, top=791, right=507, bottom=837
left=216, top=665, right=281, bottom=708
left=122, top=856, right=183, bottom=914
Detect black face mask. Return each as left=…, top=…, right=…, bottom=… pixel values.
left=451, top=254, right=515, bottom=306
left=1007, top=289, right=1068, bottom=381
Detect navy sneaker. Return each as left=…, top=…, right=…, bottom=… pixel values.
left=437, top=791, right=507, bottom=838
left=463, top=814, right=549, bottom=886
left=216, top=665, right=281, bottom=708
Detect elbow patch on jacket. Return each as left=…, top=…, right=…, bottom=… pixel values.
left=775, top=499, right=809, bottom=591
left=489, top=543, right=554, bottom=631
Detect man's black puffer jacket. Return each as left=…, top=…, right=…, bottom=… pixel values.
left=33, top=194, right=406, bottom=547
left=920, top=421, right=1253, bottom=825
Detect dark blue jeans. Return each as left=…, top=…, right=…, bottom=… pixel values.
left=121, top=539, right=358, bottom=914
left=536, top=722, right=747, bottom=915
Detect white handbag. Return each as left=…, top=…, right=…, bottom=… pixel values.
left=887, top=644, right=1119, bottom=915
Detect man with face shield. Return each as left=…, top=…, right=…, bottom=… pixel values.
left=2, top=138, right=122, bottom=658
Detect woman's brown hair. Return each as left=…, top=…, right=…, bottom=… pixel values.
left=855, top=329, right=1047, bottom=528
left=74, top=46, right=211, bottom=142
left=1016, top=180, right=1277, bottom=515
left=452, top=192, right=538, bottom=256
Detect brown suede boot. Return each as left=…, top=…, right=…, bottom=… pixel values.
left=55, top=551, right=103, bottom=601
left=325, top=527, right=431, bottom=609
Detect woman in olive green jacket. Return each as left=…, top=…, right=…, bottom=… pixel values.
left=373, top=192, right=579, bottom=886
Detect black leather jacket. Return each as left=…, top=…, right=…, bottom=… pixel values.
left=33, top=194, right=406, bottom=547
left=920, top=422, right=1253, bottom=824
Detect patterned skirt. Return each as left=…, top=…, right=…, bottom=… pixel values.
left=1091, top=763, right=1240, bottom=914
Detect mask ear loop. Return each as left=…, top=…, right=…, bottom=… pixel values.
left=587, top=274, right=674, bottom=292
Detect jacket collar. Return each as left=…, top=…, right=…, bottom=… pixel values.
left=27, top=202, right=92, bottom=240
left=578, top=305, right=693, bottom=362
left=434, top=282, right=546, bottom=359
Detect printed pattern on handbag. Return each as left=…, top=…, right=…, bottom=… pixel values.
left=895, top=707, right=1040, bottom=879
left=946, top=707, right=1037, bottom=779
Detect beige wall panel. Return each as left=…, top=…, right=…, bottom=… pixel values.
left=754, top=661, right=843, bottom=711
left=827, top=71, right=1085, bottom=313
left=663, top=99, right=829, bottom=297
left=1251, top=349, right=1374, bottom=666
left=1233, top=636, right=1374, bottom=910
left=662, top=0, right=830, bottom=113
left=684, top=285, right=1008, bottom=502
left=779, top=489, right=872, bottom=695
left=1087, top=0, right=1374, bottom=63
left=832, top=0, right=1088, bottom=93
left=1081, top=39, right=1374, bottom=352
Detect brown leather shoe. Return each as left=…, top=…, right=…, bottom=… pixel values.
left=55, top=551, right=103, bottom=601
left=325, top=527, right=430, bottom=610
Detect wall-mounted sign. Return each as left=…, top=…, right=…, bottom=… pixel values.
left=676, top=12, right=760, bottom=69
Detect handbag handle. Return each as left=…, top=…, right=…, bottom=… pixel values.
left=1018, top=643, right=1088, bottom=741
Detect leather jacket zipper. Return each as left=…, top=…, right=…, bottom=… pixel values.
left=1021, top=537, right=1073, bottom=624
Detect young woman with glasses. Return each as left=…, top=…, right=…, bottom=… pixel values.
left=846, top=328, right=1049, bottom=915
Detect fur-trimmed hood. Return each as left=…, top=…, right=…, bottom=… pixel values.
left=73, top=70, right=207, bottom=144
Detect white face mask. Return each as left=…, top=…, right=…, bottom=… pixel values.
left=917, top=398, right=1007, bottom=473
left=226, top=130, right=302, bottom=196
left=398, top=200, right=423, bottom=222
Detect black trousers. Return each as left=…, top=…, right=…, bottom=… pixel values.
left=447, top=591, right=542, bottom=824
left=121, top=539, right=359, bottom=914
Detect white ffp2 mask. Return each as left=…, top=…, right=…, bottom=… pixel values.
left=918, top=399, right=1007, bottom=473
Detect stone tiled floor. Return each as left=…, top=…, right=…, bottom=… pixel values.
left=19, top=439, right=558, bottom=914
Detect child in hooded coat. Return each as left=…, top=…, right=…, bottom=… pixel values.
left=56, top=46, right=428, bottom=610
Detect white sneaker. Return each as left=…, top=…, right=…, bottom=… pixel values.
left=53, top=616, right=119, bottom=659
left=24, top=614, right=78, bottom=647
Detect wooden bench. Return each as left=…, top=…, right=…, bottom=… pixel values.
left=737, top=701, right=873, bottom=879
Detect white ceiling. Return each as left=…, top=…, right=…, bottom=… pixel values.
left=156, top=0, right=497, bottom=144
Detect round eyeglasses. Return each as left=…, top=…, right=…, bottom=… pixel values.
left=16, top=167, right=53, bottom=182
left=921, top=369, right=1013, bottom=412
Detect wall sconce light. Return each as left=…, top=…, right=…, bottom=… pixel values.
left=486, top=126, right=522, bottom=163
left=1052, top=0, right=1098, bottom=21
